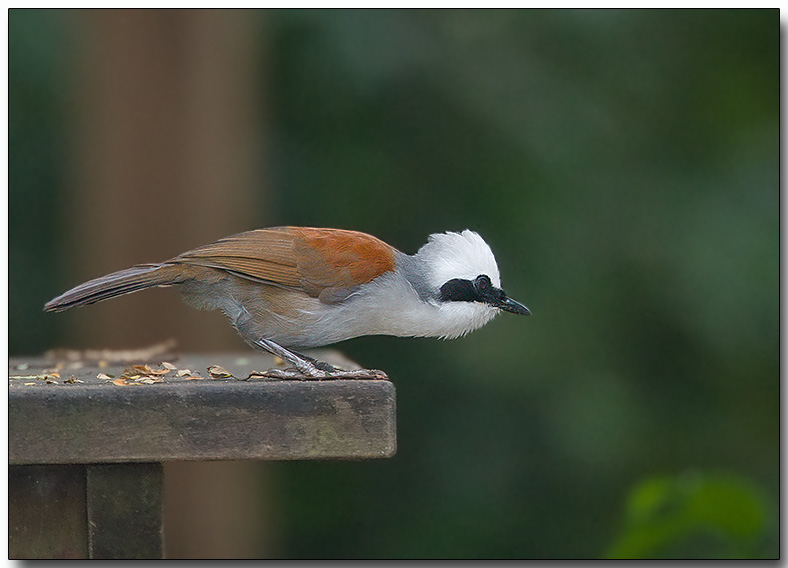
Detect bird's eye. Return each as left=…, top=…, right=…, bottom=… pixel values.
left=475, top=275, right=491, bottom=291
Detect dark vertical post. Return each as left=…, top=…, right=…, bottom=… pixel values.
left=8, top=465, right=89, bottom=559
left=86, top=463, right=164, bottom=559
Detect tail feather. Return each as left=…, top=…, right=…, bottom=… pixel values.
left=44, top=263, right=186, bottom=313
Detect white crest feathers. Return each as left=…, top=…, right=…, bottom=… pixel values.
left=417, top=229, right=502, bottom=291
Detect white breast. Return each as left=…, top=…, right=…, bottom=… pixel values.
left=324, top=269, right=500, bottom=342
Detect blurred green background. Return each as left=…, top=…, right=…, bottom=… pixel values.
left=9, top=9, right=778, bottom=559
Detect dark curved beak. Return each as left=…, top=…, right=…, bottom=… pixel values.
left=495, top=293, right=531, bottom=315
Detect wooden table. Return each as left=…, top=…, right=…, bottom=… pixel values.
left=9, top=351, right=396, bottom=559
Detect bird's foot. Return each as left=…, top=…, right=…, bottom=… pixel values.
left=251, top=338, right=388, bottom=380
left=250, top=367, right=389, bottom=381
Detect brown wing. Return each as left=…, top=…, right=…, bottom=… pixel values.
left=291, top=227, right=398, bottom=296
left=170, top=226, right=398, bottom=298
left=170, top=227, right=302, bottom=288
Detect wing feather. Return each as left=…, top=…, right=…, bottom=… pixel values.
left=170, top=227, right=302, bottom=288
left=169, top=226, right=399, bottom=300
left=292, top=227, right=398, bottom=295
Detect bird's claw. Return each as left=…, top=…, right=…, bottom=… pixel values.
left=249, top=367, right=389, bottom=381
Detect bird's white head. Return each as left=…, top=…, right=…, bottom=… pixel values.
left=417, top=229, right=503, bottom=290
left=399, top=229, right=530, bottom=340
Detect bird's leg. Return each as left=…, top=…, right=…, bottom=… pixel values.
left=251, top=338, right=388, bottom=380
left=254, top=338, right=326, bottom=377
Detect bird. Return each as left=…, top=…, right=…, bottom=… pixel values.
left=44, top=226, right=530, bottom=379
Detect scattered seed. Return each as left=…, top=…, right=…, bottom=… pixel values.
left=207, top=365, right=234, bottom=379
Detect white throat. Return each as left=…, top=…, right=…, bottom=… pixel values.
left=357, top=268, right=500, bottom=340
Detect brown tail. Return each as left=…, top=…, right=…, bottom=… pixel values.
left=44, top=263, right=187, bottom=313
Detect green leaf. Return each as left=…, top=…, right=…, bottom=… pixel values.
left=606, top=472, right=768, bottom=559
